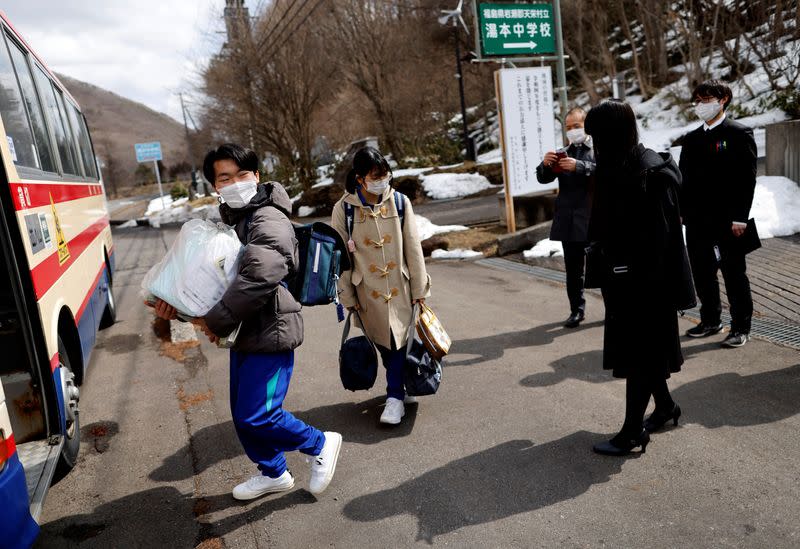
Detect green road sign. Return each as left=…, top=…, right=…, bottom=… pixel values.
left=478, top=3, right=555, bottom=57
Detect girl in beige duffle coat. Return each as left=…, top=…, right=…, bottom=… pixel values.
left=332, top=147, right=431, bottom=425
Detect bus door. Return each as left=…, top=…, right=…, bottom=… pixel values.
left=0, top=129, right=63, bottom=545
left=0, top=376, right=40, bottom=548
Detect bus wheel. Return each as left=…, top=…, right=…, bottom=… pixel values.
left=53, top=336, right=81, bottom=483
left=99, top=262, right=116, bottom=329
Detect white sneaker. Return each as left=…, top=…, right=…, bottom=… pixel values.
left=380, top=397, right=405, bottom=424
left=403, top=395, right=418, bottom=404
left=309, top=431, right=342, bottom=495
left=232, top=470, right=294, bottom=501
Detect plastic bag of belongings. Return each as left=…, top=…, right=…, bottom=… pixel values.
left=142, top=219, right=243, bottom=318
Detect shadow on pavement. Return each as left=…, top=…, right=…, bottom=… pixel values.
left=37, top=485, right=316, bottom=548
left=519, top=340, right=724, bottom=388
left=446, top=320, right=604, bottom=367
left=150, top=397, right=416, bottom=482
left=294, top=396, right=418, bottom=445
left=672, top=363, right=800, bottom=429
left=343, top=430, right=637, bottom=544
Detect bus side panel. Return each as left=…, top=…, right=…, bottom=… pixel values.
left=0, top=452, right=40, bottom=548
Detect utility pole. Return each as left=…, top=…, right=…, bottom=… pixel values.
left=453, top=19, right=476, bottom=162
left=179, top=93, right=198, bottom=198
left=553, top=0, right=569, bottom=143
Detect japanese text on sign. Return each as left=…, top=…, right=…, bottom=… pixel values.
left=496, top=67, right=557, bottom=197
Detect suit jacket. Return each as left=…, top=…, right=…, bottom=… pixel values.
left=678, top=117, right=757, bottom=238
left=536, top=141, right=595, bottom=242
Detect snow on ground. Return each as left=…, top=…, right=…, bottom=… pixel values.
left=145, top=195, right=186, bottom=216
left=477, top=147, right=503, bottom=165
left=415, top=215, right=468, bottom=241
left=291, top=191, right=303, bottom=203
left=752, top=176, right=800, bottom=238
left=118, top=219, right=138, bottom=228
left=147, top=202, right=221, bottom=228
left=312, top=177, right=334, bottom=189
left=420, top=173, right=496, bottom=200
left=431, top=248, right=483, bottom=259
left=393, top=167, right=431, bottom=177
left=523, top=238, right=564, bottom=259
left=297, top=206, right=317, bottom=217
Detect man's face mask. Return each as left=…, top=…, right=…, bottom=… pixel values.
left=566, top=127, right=587, bottom=145
left=218, top=176, right=258, bottom=209
left=694, top=99, right=723, bottom=122
left=365, top=175, right=391, bottom=195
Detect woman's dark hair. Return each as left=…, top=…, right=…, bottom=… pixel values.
left=202, top=143, right=259, bottom=185
left=584, top=99, right=639, bottom=166
left=345, top=146, right=391, bottom=194
left=692, top=80, right=733, bottom=110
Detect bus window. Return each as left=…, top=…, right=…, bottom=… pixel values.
left=6, top=38, right=55, bottom=174
left=0, top=33, right=39, bottom=169
left=33, top=67, right=80, bottom=176
left=67, top=102, right=98, bottom=180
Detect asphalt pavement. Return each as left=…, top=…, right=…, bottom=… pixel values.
left=35, top=226, right=800, bottom=548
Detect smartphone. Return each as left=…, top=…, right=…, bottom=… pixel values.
left=551, top=149, right=568, bottom=173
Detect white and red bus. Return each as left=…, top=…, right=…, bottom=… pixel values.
left=0, top=11, right=115, bottom=547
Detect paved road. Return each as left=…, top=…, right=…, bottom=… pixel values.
left=36, top=226, right=800, bottom=548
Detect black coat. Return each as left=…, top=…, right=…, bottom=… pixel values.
left=536, top=142, right=595, bottom=242
left=590, top=145, right=696, bottom=379
left=679, top=117, right=757, bottom=238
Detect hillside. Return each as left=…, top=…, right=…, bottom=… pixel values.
left=56, top=73, right=189, bottom=196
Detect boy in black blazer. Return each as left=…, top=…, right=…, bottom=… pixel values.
left=679, top=81, right=757, bottom=348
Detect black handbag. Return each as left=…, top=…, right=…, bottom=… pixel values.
left=584, top=242, right=607, bottom=289
left=339, top=311, right=378, bottom=391
left=403, top=304, right=443, bottom=396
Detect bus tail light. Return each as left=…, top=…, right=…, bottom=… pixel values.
left=0, top=429, right=13, bottom=469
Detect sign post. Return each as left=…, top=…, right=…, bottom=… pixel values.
left=495, top=67, right=557, bottom=233
left=135, top=142, right=165, bottom=210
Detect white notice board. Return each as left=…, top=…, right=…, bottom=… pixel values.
left=495, top=67, right=557, bottom=197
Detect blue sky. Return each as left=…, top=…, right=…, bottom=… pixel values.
left=2, top=0, right=229, bottom=122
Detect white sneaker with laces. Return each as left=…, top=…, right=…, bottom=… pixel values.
left=403, top=395, right=418, bottom=404
left=380, top=397, right=405, bottom=424
left=232, top=470, right=294, bottom=501
left=309, top=431, right=342, bottom=495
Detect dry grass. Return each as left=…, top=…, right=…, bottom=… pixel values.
left=440, top=224, right=505, bottom=256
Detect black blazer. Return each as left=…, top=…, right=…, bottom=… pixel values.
left=536, top=142, right=595, bottom=242
left=678, top=117, right=757, bottom=237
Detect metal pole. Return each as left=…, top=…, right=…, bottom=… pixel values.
left=552, top=0, right=569, bottom=143
left=454, top=21, right=475, bottom=161
left=180, top=93, right=198, bottom=198
left=154, top=159, right=166, bottom=211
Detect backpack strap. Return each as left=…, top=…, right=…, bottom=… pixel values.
left=343, top=202, right=355, bottom=240
left=394, top=191, right=405, bottom=229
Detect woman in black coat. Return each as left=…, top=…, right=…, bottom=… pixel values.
left=584, top=100, right=696, bottom=456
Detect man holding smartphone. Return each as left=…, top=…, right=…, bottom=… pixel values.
left=537, top=107, right=596, bottom=328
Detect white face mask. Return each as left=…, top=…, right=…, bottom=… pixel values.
left=694, top=101, right=722, bottom=122
left=366, top=175, right=391, bottom=195
left=566, top=128, right=587, bottom=145
left=219, top=178, right=258, bottom=209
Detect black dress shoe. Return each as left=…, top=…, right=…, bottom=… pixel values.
left=685, top=322, right=723, bottom=338
left=644, top=404, right=681, bottom=433
left=593, top=429, right=650, bottom=456
left=564, top=311, right=585, bottom=328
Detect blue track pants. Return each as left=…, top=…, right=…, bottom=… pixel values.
left=230, top=349, right=325, bottom=477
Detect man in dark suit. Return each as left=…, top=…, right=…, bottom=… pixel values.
left=537, top=107, right=596, bottom=328
left=679, top=80, right=757, bottom=348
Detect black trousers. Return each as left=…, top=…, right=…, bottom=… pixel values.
left=563, top=241, right=587, bottom=314
left=687, top=232, right=753, bottom=334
